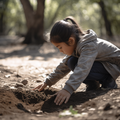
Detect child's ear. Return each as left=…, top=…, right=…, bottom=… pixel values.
left=68, top=37, right=76, bottom=46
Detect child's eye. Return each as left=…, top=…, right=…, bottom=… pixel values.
left=59, top=47, right=62, bottom=49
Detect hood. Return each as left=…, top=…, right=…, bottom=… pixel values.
left=73, top=29, right=97, bottom=56
left=76, top=29, right=97, bottom=48
left=80, top=29, right=97, bottom=43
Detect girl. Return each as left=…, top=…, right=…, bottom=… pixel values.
left=34, top=16, right=120, bottom=106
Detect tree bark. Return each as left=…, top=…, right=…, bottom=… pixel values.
left=0, top=12, right=4, bottom=34
left=0, top=0, right=9, bottom=35
left=20, top=0, right=45, bottom=44
left=98, top=0, right=113, bottom=37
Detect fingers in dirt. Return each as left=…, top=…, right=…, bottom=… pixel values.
left=38, top=87, right=44, bottom=92
left=33, top=85, right=42, bottom=91
left=58, top=97, right=66, bottom=105
left=38, top=84, right=47, bottom=91
left=65, top=97, right=69, bottom=104
left=54, top=93, right=62, bottom=105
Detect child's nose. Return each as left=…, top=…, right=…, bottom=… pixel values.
left=60, top=49, right=63, bottom=53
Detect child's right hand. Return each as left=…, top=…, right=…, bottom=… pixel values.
left=33, top=83, right=47, bottom=91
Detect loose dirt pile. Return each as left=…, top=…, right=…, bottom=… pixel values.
left=0, top=86, right=57, bottom=115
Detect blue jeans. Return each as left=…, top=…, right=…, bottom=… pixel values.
left=67, top=56, right=113, bottom=88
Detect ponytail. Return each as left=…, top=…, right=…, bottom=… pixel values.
left=63, top=16, right=85, bottom=35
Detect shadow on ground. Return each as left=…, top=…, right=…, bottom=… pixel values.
left=0, top=36, right=64, bottom=61
left=41, top=88, right=109, bottom=113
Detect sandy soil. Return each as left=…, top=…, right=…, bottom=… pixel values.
left=0, top=36, right=120, bottom=120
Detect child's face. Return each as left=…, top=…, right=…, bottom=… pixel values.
left=52, top=37, right=76, bottom=56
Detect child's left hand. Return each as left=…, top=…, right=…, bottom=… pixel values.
left=54, top=89, right=71, bottom=105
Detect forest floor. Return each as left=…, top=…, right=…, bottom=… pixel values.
left=1, top=36, right=120, bottom=120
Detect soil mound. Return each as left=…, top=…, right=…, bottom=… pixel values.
left=0, top=86, right=107, bottom=115
left=0, top=87, right=58, bottom=115
left=13, top=88, right=56, bottom=104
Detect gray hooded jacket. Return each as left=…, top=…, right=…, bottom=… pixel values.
left=45, top=29, right=120, bottom=94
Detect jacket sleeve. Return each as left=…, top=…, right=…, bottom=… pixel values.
left=44, top=55, right=71, bottom=86
left=64, top=42, right=98, bottom=94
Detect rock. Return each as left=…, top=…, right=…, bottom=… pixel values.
left=17, top=87, right=23, bottom=91
left=16, top=74, right=22, bottom=77
left=4, top=74, right=11, bottom=78
left=89, top=108, right=96, bottom=111
left=98, top=106, right=104, bottom=110
left=36, top=79, right=42, bottom=83
left=16, top=103, right=30, bottom=113
left=36, top=110, right=43, bottom=114
left=104, top=103, right=111, bottom=111
left=21, top=80, right=28, bottom=85
left=15, top=83, right=24, bottom=88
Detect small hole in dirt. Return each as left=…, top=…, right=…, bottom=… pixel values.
left=13, top=88, right=57, bottom=104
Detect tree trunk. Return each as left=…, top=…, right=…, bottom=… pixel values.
left=0, top=0, right=9, bottom=35
left=98, top=0, right=113, bottom=37
left=20, top=0, right=45, bottom=44
left=0, top=13, right=4, bottom=34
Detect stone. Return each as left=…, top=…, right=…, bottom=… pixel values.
left=36, top=80, right=42, bottom=83
left=21, top=80, right=28, bottom=85
left=104, top=103, right=111, bottom=111
left=15, top=83, right=24, bottom=88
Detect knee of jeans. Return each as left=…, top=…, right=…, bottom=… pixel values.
left=67, top=58, right=74, bottom=71
left=67, top=56, right=78, bottom=71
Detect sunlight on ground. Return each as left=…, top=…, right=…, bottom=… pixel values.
left=0, top=57, right=61, bottom=68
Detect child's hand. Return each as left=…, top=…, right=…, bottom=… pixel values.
left=33, top=83, right=47, bottom=91
left=54, top=89, right=71, bottom=105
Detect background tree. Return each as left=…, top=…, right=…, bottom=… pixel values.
left=0, top=0, right=9, bottom=35
left=90, top=0, right=120, bottom=39
left=44, top=0, right=79, bottom=31
left=98, top=0, right=113, bottom=37
left=44, top=0, right=101, bottom=36
left=0, top=0, right=120, bottom=43
left=20, top=0, right=45, bottom=44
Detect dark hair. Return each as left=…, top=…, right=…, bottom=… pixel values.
left=50, top=16, right=85, bottom=44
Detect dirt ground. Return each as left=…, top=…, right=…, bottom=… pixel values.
left=1, top=36, right=120, bottom=120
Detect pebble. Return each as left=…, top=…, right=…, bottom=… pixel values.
left=36, top=79, right=42, bottom=83
left=9, top=86, right=16, bottom=89
left=15, top=83, right=24, bottom=88
left=36, top=110, right=43, bottom=114
left=98, top=106, right=104, bottom=110
left=21, top=80, right=28, bottom=85
left=103, top=103, right=111, bottom=111
left=110, top=93, right=115, bottom=96
left=89, top=108, right=96, bottom=111
left=111, top=105, right=117, bottom=109
left=17, top=87, right=23, bottom=91
left=4, top=74, right=11, bottom=78
left=115, top=99, right=120, bottom=102
left=42, top=74, right=46, bottom=78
